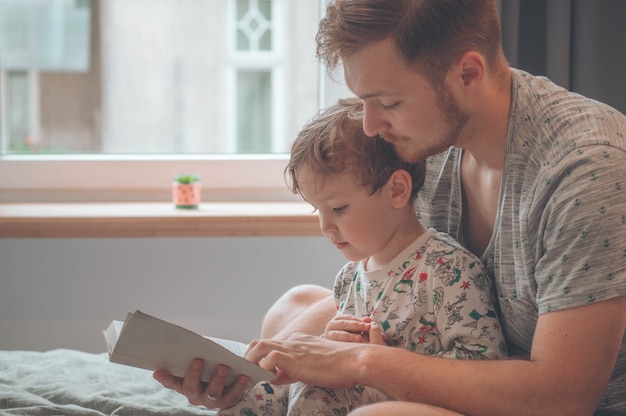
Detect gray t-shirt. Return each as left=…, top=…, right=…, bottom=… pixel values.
left=416, top=69, right=626, bottom=413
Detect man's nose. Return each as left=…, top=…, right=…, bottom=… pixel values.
left=362, top=103, right=390, bottom=138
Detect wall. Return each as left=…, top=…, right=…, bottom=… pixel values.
left=0, top=236, right=345, bottom=353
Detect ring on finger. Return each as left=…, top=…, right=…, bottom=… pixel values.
left=206, top=391, right=218, bottom=401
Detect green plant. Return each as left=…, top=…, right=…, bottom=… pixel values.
left=174, top=174, right=200, bottom=184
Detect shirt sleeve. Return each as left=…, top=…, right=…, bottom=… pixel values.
left=531, top=145, right=626, bottom=314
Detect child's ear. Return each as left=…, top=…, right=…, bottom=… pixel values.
left=387, top=169, right=412, bottom=208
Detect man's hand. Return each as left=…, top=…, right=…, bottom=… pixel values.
left=153, top=359, right=249, bottom=410
left=246, top=329, right=387, bottom=386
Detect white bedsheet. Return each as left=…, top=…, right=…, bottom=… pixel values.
left=0, top=349, right=216, bottom=415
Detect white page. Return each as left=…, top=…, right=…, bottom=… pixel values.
left=103, top=310, right=273, bottom=387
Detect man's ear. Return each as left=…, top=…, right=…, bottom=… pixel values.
left=457, top=51, right=485, bottom=88
left=387, top=169, right=412, bottom=208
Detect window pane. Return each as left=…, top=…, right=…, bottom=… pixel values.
left=6, top=72, right=30, bottom=152
left=0, top=0, right=320, bottom=155
left=0, top=0, right=91, bottom=71
left=237, top=70, right=271, bottom=153
left=236, top=0, right=273, bottom=52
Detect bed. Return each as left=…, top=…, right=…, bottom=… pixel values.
left=0, top=349, right=216, bottom=415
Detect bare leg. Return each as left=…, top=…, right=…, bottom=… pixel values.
left=260, top=284, right=335, bottom=340
left=350, top=402, right=464, bottom=416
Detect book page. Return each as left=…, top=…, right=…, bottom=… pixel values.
left=205, top=336, right=249, bottom=357
left=103, top=310, right=273, bottom=387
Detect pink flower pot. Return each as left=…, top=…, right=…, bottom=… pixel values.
left=173, top=176, right=201, bottom=209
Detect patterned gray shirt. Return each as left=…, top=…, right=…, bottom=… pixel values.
left=416, top=69, right=626, bottom=413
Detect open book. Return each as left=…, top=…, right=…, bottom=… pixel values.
left=102, top=310, right=274, bottom=387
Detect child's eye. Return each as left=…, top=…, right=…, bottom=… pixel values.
left=333, top=205, right=348, bottom=213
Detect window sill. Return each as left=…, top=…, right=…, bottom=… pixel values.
left=0, top=202, right=320, bottom=238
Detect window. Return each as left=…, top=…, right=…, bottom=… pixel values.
left=0, top=0, right=349, bottom=202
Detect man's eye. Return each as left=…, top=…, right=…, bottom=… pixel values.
left=333, top=205, right=348, bottom=213
left=382, top=102, right=399, bottom=110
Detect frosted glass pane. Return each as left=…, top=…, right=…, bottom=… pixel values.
left=0, top=0, right=91, bottom=71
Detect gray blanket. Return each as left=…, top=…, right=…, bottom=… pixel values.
left=0, top=349, right=215, bottom=415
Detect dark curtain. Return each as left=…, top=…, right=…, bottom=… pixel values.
left=496, top=0, right=626, bottom=113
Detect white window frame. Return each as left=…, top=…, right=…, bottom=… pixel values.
left=0, top=0, right=350, bottom=204
left=0, top=154, right=293, bottom=202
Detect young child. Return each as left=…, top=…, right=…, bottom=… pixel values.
left=218, top=98, right=507, bottom=416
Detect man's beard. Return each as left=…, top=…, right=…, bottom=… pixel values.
left=384, top=84, right=469, bottom=163
left=435, top=83, right=469, bottom=152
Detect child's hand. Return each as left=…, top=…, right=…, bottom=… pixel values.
left=323, top=315, right=387, bottom=344
left=323, top=314, right=370, bottom=342
left=365, top=320, right=387, bottom=346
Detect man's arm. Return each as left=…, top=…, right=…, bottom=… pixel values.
left=248, top=295, right=626, bottom=416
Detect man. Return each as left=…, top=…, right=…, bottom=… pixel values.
left=156, top=1, right=626, bottom=414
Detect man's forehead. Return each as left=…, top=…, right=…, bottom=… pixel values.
left=342, top=39, right=415, bottom=98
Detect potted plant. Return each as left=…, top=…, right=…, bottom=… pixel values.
left=172, top=174, right=201, bottom=209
